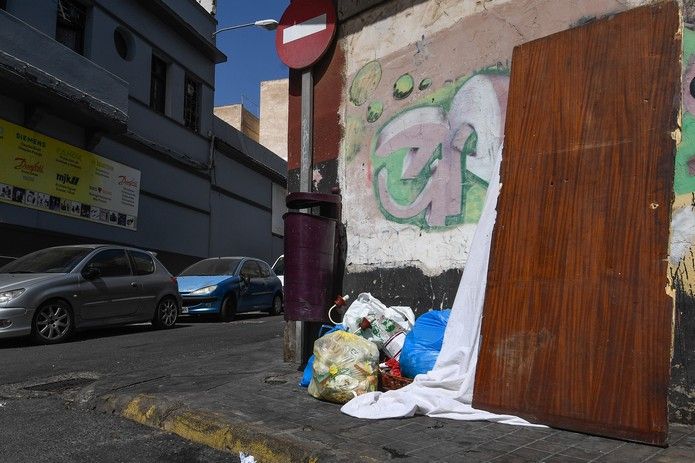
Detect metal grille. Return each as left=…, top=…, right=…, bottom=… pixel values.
left=150, top=55, right=167, bottom=114
left=183, top=76, right=200, bottom=133
left=56, top=0, right=86, bottom=55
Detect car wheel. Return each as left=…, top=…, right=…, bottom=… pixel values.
left=152, top=297, right=178, bottom=329
left=32, top=300, right=74, bottom=344
left=219, top=296, right=237, bottom=322
left=269, top=294, right=283, bottom=316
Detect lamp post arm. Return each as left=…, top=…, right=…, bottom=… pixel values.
left=213, top=19, right=278, bottom=38
left=212, top=22, right=256, bottom=37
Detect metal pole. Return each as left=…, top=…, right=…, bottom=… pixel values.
left=295, top=68, right=313, bottom=362
left=299, top=69, right=313, bottom=192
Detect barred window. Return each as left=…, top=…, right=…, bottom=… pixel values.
left=150, top=55, right=167, bottom=114
left=56, top=0, right=87, bottom=55
left=183, top=75, right=200, bottom=132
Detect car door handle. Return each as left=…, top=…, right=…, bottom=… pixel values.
left=130, top=282, right=139, bottom=288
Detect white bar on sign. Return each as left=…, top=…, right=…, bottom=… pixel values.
left=283, top=13, right=327, bottom=44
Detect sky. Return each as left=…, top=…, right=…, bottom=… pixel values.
left=213, top=1, right=290, bottom=116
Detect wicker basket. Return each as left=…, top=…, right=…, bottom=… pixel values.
left=379, top=370, right=413, bottom=391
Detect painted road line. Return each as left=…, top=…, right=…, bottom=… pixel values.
left=283, top=14, right=327, bottom=44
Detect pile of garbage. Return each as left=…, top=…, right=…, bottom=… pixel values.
left=300, top=292, right=451, bottom=404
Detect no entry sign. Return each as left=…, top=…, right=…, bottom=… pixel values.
left=275, top=0, right=337, bottom=70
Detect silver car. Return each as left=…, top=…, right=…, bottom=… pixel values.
left=0, top=245, right=181, bottom=344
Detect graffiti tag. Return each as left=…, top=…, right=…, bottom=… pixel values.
left=373, top=74, right=508, bottom=228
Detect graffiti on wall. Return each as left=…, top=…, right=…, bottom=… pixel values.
left=667, top=24, right=695, bottom=423
left=340, top=0, right=680, bottom=278
left=677, top=27, right=695, bottom=197
left=671, top=25, right=695, bottom=268
left=346, top=61, right=509, bottom=229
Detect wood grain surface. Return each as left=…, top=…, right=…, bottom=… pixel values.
left=472, top=1, right=680, bottom=446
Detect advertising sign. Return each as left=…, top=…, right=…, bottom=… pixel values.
left=0, top=118, right=140, bottom=230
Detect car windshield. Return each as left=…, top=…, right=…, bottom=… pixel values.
left=0, top=247, right=93, bottom=274
left=179, top=258, right=242, bottom=276
left=272, top=256, right=284, bottom=276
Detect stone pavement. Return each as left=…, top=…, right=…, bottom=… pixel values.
left=76, top=325, right=695, bottom=462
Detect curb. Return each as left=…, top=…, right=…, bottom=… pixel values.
left=94, top=393, right=329, bottom=462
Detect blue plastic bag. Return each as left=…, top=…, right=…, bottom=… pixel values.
left=299, top=324, right=346, bottom=387
left=399, top=309, right=451, bottom=378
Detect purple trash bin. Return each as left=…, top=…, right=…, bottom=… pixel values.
left=283, top=192, right=341, bottom=322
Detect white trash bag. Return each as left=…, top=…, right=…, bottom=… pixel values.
left=343, top=293, right=415, bottom=356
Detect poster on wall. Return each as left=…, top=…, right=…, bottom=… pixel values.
left=0, top=118, right=140, bottom=230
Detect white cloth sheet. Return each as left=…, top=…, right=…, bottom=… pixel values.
left=341, top=147, right=539, bottom=426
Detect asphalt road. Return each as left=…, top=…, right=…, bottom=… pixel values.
left=0, top=313, right=285, bottom=463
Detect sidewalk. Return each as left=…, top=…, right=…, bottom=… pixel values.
left=79, top=332, right=695, bottom=462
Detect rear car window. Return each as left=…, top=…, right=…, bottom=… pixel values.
left=259, top=261, right=271, bottom=278
left=240, top=261, right=261, bottom=278
left=129, top=251, right=155, bottom=275
left=85, top=249, right=131, bottom=277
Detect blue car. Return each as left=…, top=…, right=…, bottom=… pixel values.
left=177, top=257, right=283, bottom=321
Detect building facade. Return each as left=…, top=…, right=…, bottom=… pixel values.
left=259, top=79, right=288, bottom=161
left=0, top=0, right=286, bottom=273
left=215, top=79, right=289, bottom=161
left=214, top=104, right=260, bottom=143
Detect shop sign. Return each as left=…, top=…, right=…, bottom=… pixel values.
left=0, top=118, right=141, bottom=230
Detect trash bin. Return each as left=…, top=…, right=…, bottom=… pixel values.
left=283, top=192, right=341, bottom=322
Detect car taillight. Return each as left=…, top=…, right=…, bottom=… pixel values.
left=171, top=276, right=178, bottom=286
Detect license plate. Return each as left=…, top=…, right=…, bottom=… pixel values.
left=181, top=307, right=189, bottom=314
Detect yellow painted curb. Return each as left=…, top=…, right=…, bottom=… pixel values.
left=111, top=394, right=322, bottom=463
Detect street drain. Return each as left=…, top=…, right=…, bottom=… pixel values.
left=264, top=376, right=287, bottom=385
left=24, top=377, right=96, bottom=393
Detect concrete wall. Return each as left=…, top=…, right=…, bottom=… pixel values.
left=215, top=105, right=243, bottom=132
left=259, top=79, right=289, bottom=161
left=6, top=0, right=57, bottom=35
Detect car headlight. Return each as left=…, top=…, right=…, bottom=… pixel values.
left=0, top=289, right=25, bottom=304
left=189, top=285, right=217, bottom=296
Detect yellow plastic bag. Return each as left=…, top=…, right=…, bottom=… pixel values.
left=308, top=330, right=379, bottom=404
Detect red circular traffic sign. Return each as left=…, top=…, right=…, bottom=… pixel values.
left=275, top=0, right=337, bottom=70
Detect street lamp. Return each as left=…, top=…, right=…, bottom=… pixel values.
left=213, top=19, right=279, bottom=37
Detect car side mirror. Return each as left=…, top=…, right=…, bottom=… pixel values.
left=241, top=275, right=250, bottom=285
left=83, top=265, right=101, bottom=280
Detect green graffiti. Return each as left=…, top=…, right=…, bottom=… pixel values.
left=419, top=78, right=432, bottom=90
left=370, top=68, right=509, bottom=230
left=461, top=131, right=477, bottom=157
left=463, top=183, right=486, bottom=223
left=677, top=27, right=695, bottom=195
left=342, top=116, right=365, bottom=164
left=349, top=61, right=382, bottom=106
left=685, top=27, right=695, bottom=62
left=366, top=101, right=383, bottom=123
left=393, top=74, right=415, bottom=99
left=373, top=145, right=441, bottom=207
left=676, top=114, right=695, bottom=195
